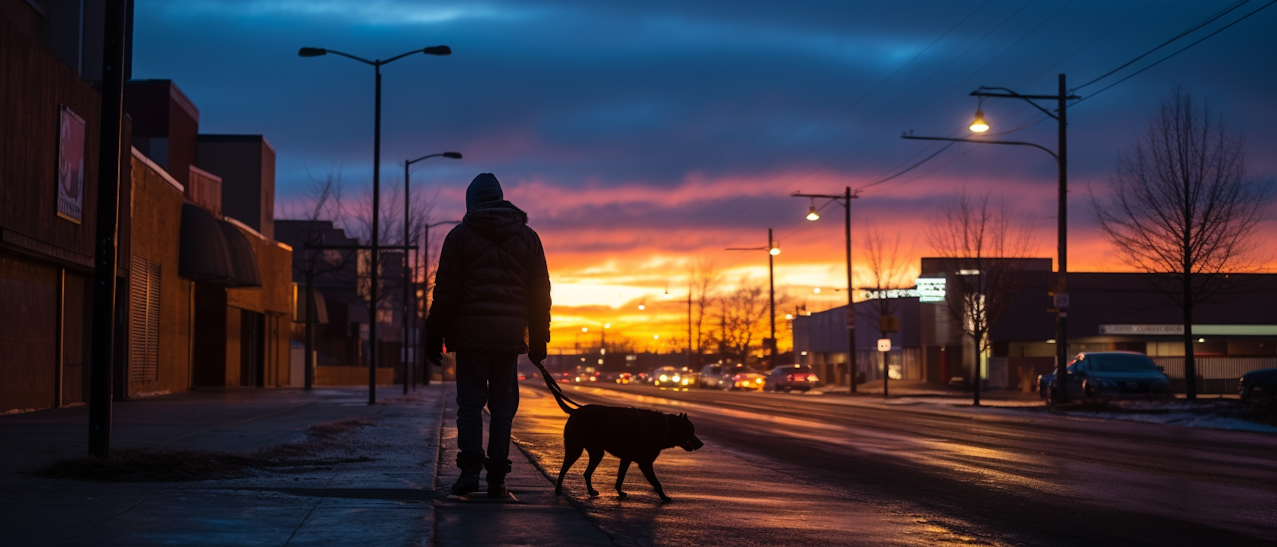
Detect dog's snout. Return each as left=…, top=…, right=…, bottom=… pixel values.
left=682, top=435, right=704, bottom=451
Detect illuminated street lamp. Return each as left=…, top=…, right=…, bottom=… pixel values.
left=726, top=228, right=781, bottom=368
left=299, top=44, right=452, bottom=405
left=403, top=151, right=461, bottom=393
left=969, top=109, right=990, bottom=133
left=792, top=188, right=861, bottom=393
left=902, top=74, right=1078, bottom=404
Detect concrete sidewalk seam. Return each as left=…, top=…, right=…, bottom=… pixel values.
left=61, top=489, right=159, bottom=546
left=156, top=398, right=321, bottom=449
left=510, top=430, right=622, bottom=547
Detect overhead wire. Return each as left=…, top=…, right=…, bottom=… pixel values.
left=1072, top=0, right=1251, bottom=90
left=707, top=0, right=1053, bottom=240
left=668, top=1, right=1002, bottom=237
left=1074, top=0, right=1276, bottom=104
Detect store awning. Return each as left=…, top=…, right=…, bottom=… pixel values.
left=178, top=202, right=234, bottom=283
left=218, top=220, right=262, bottom=288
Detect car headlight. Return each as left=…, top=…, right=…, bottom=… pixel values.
left=673, top=375, right=681, bottom=382
left=659, top=375, right=668, bottom=382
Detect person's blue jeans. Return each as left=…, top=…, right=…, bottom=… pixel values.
left=455, top=350, right=520, bottom=477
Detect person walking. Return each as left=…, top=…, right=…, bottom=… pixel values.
left=425, top=173, right=551, bottom=498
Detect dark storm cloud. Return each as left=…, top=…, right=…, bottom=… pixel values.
left=131, top=0, right=1277, bottom=274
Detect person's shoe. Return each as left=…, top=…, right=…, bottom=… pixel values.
left=451, top=471, right=481, bottom=495
left=486, top=475, right=508, bottom=498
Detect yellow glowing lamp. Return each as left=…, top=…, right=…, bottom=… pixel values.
left=582, top=327, right=588, bottom=333
left=970, top=109, right=990, bottom=133
left=806, top=205, right=820, bottom=221
left=769, top=245, right=780, bottom=256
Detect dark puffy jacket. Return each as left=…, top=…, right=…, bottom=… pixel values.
left=425, top=201, right=551, bottom=353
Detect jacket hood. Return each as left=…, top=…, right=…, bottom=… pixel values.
left=463, top=200, right=528, bottom=242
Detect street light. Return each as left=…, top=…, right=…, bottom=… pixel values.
left=792, top=188, right=861, bottom=393
left=403, top=152, right=461, bottom=393
left=969, top=109, right=990, bottom=133
left=420, top=219, right=461, bottom=385
left=299, top=44, right=452, bottom=405
left=902, top=74, right=1077, bottom=404
left=726, top=228, right=781, bottom=369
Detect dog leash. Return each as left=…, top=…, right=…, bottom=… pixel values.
left=533, top=362, right=583, bottom=409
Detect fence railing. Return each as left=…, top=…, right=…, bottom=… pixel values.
left=1152, top=356, right=1276, bottom=394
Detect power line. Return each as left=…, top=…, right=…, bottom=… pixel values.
left=1075, top=0, right=1276, bottom=104
left=1073, top=0, right=1250, bottom=90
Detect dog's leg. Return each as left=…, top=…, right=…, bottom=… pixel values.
left=615, top=459, right=632, bottom=499
left=637, top=460, right=672, bottom=503
left=582, top=448, right=604, bottom=497
left=556, top=444, right=583, bottom=495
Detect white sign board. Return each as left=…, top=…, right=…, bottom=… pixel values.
left=877, top=338, right=892, bottom=352
left=1098, top=324, right=1184, bottom=335
left=915, top=277, right=946, bottom=303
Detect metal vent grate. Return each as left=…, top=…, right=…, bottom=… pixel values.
left=129, top=256, right=161, bottom=383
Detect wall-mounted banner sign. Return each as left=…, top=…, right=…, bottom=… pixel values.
left=1098, top=324, right=1184, bottom=335
left=915, top=277, right=946, bottom=303
left=57, top=105, right=86, bottom=223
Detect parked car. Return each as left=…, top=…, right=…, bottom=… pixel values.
left=1240, top=367, right=1277, bottom=402
left=767, top=364, right=819, bottom=392
left=652, top=366, right=694, bottom=389
left=729, top=367, right=767, bottom=391
left=1038, top=351, right=1171, bottom=402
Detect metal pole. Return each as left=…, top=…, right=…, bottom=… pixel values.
left=402, top=162, right=410, bottom=395
left=1054, top=73, right=1070, bottom=404
left=687, top=288, right=692, bottom=368
left=304, top=270, right=316, bottom=390
left=368, top=64, right=381, bottom=405
left=845, top=187, right=857, bottom=394
left=767, top=228, right=776, bottom=369
left=422, top=223, right=431, bottom=386
left=88, top=0, right=128, bottom=458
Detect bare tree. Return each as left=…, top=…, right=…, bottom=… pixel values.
left=718, top=277, right=773, bottom=366
left=276, top=171, right=354, bottom=389
left=862, top=223, right=916, bottom=396
left=1092, top=86, right=1273, bottom=400
left=687, top=259, right=722, bottom=364
left=926, top=190, right=1034, bottom=405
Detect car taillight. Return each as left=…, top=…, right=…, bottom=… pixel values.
left=786, top=374, right=794, bottom=381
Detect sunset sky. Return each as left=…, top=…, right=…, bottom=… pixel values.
left=131, top=1, right=1277, bottom=353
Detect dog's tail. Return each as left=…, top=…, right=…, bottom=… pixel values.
left=533, top=362, right=582, bottom=415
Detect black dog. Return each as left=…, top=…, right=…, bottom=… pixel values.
left=546, top=387, right=703, bottom=502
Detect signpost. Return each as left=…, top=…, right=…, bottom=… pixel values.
left=877, top=337, right=891, bottom=398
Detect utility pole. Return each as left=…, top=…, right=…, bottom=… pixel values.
left=902, top=74, right=1076, bottom=404
left=791, top=188, right=860, bottom=393
left=88, top=0, right=129, bottom=458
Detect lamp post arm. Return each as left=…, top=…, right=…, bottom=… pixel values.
left=901, top=134, right=1059, bottom=163
left=971, top=87, right=1078, bottom=120
left=322, top=49, right=376, bottom=65
left=407, top=153, right=447, bottom=166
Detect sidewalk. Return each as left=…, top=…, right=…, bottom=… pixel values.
left=1, top=383, right=613, bottom=547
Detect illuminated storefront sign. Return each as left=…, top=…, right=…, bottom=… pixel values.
left=915, top=277, right=946, bottom=303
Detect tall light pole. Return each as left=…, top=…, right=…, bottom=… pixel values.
left=726, top=229, right=781, bottom=369
left=902, top=74, right=1076, bottom=404
left=402, top=152, right=461, bottom=394
left=663, top=286, right=694, bottom=368
left=299, top=45, right=451, bottom=405
left=420, top=219, right=460, bottom=386
left=792, top=189, right=860, bottom=393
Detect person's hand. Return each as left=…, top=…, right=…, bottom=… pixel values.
left=529, top=344, right=547, bottom=365
left=425, top=334, right=444, bottom=366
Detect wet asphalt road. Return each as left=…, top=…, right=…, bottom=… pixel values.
left=510, top=382, right=1277, bottom=546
